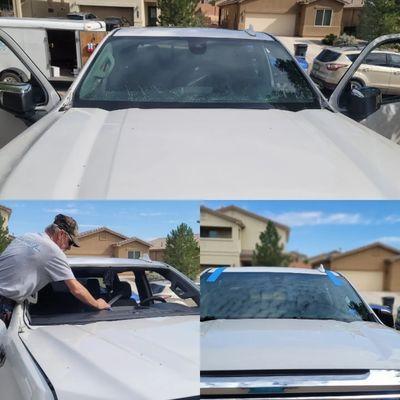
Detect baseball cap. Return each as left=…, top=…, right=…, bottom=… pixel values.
left=53, top=214, right=80, bottom=247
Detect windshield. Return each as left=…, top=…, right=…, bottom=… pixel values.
left=29, top=267, right=199, bottom=325
left=74, top=36, right=321, bottom=111
left=201, top=271, right=375, bottom=323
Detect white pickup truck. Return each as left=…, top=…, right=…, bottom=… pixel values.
left=1, top=28, right=400, bottom=199
left=200, top=266, right=400, bottom=398
left=0, top=257, right=200, bottom=400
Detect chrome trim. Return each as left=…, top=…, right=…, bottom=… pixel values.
left=0, top=82, right=31, bottom=94
left=200, top=370, right=400, bottom=397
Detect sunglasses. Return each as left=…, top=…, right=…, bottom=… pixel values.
left=62, top=230, right=74, bottom=247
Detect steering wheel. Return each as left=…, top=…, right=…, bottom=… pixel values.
left=140, top=296, right=167, bottom=306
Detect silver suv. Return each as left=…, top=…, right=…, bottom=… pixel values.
left=311, top=47, right=400, bottom=94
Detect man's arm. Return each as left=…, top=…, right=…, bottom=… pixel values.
left=64, top=279, right=110, bottom=310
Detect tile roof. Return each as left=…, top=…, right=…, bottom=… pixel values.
left=77, top=226, right=128, bottom=240
left=113, top=236, right=152, bottom=247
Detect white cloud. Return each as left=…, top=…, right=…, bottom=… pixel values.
left=385, top=215, right=400, bottom=223
left=44, top=207, right=81, bottom=215
left=376, top=236, right=400, bottom=245
left=269, top=211, right=369, bottom=227
left=139, top=212, right=164, bottom=217
left=79, top=224, right=101, bottom=229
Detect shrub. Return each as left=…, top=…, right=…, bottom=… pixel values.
left=333, top=33, right=358, bottom=47
left=321, top=34, right=337, bottom=45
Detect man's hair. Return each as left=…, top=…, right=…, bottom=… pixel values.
left=45, top=223, right=62, bottom=237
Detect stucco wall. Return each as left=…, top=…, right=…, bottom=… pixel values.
left=387, top=260, right=400, bottom=292
left=200, top=211, right=241, bottom=267
left=342, top=7, right=362, bottom=28
left=66, top=231, right=125, bottom=257
left=299, top=0, right=343, bottom=37
left=218, top=209, right=288, bottom=251
left=219, top=3, right=240, bottom=29
left=114, top=242, right=150, bottom=258
left=338, top=270, right=384, bottom=292
left=331, top=247, right=397, bottom=272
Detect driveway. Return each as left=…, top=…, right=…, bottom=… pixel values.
left=277, top=36, right=325, bottom=67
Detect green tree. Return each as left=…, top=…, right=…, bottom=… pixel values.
left=252, top=221, right=291, bottom=266
left=358, top=0, right=400, bottom=41
left=157, top=0, right=204, bottom=26
left=0, top=214, right=11, bottom=254
left=164, top=223, right=200, bottom=279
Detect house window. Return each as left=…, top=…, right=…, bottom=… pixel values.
left=200, top=226, right=232, bottom=239
left=128, top=250, right=141, bottom=259
left=315, top=9, right=332, bottom=26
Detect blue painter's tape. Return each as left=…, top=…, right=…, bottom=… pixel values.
left=207, top=267, right=226, bottom=282
left=326, top=270, right=343, bottom=286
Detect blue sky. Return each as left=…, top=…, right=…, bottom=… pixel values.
left=204, top=201, right=400, bottom=257
left=2, top=201, right=200, bottom=241
left=2, top=201, right=400, bottom=257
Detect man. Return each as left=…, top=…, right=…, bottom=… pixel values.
left=0, top=214, right=110, bottom=326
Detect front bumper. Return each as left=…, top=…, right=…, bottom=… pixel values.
left=200, top=370, right=400, bottom=399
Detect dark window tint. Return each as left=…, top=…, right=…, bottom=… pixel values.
left=201, top=271, right=376, bottom=322
left=315, top=9, right=332, bottom=26
left=389, top=53, right=400, bottom=68
left=346, top=53, right=360, bottom=62
left=74, top=37, right=321, bottom=111
left=200, top=226, right=232, bottom=239
left=316, top=49, right=341, bottom=62
left=365, top=52, right=388, bottom=67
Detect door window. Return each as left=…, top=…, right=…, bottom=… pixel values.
left=389, top=53, right=400, bottom=68
left=365, top=52, right=388, bottom=67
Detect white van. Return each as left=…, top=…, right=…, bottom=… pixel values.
left=0, top=17, right=106, bottom=84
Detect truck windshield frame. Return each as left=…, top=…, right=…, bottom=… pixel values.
left=200, top=271, right=376, bottom=323
left=73, top=36, right=322, bottom=111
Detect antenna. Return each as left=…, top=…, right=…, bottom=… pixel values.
left=317, top=264, right=325, bottom=273
left=245, top=24, right=256, bottom=37
left=140, top=253, right=152, bottom=262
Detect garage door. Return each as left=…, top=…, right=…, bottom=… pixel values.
left=80, top=6, right=134, bottom=25
left=245, top=13, right=296, bottom=36
left=336, top=270, right=384, bottom=292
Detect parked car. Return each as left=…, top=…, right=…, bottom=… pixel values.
left=104, top=16, right=130, bottom=31
left=1, top=29, right=400, bottom=198
left=67, top=12, right=98, bottom=21
left=0, top=256, right=200, bottom=400
left=311, top=47, right=400, bottom=94
left=200, top=266, right=400, bottom=397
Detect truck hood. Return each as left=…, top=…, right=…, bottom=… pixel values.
left=201, top=319, right=400, bottom=371
left=1, top=107, right=400, bottom=199
left=21, top=316, right=199, bottom=400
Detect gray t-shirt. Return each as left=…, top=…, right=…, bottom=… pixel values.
left=0, top=233, right=75, bottom=303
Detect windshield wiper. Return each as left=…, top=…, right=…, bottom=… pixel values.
left=201, top=315, right=217, bottom=322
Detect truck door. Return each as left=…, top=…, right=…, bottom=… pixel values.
left=0, top=29, right=60, bottom=149
left=330, top=34, right=400, bottom=144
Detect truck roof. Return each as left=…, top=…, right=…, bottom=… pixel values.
left=114, top=27, right=274, bottom=41
left=0, top=17, right=106, bottom=31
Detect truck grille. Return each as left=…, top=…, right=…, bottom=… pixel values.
left=200, top=370, right=400, bottom=399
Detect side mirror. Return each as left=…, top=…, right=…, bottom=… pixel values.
left=0, top=319, right=7, bottom=367
left=348, top=87, right=382, bottom=121
left=0, top=82, right=35, bottom=115
left=370, top=304, right=394, bottom=328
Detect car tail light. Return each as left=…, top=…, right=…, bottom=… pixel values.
left=326, top=63, right=347, bottom=71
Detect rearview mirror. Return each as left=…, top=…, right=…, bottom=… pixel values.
left=348, top=87, right=382, bottom=121
left=370, top=304, right=394, bottom=328
left=0, top=82, right=35, bottom=115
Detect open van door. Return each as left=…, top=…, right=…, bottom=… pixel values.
left=330, top=34, right=400, bottom=144
left=0, top=29, right=60, bottom=149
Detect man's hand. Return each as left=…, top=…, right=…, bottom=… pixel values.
left=65, top=279, right=110, bottom=310
left=96, top=298, right=111, bottom=310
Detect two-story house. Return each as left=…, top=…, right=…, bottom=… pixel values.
left=200, top=205, right=290, bottom=269
left=0, top=204, right=11, bottom=230
left=217, top=0, right=363, bottom=37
